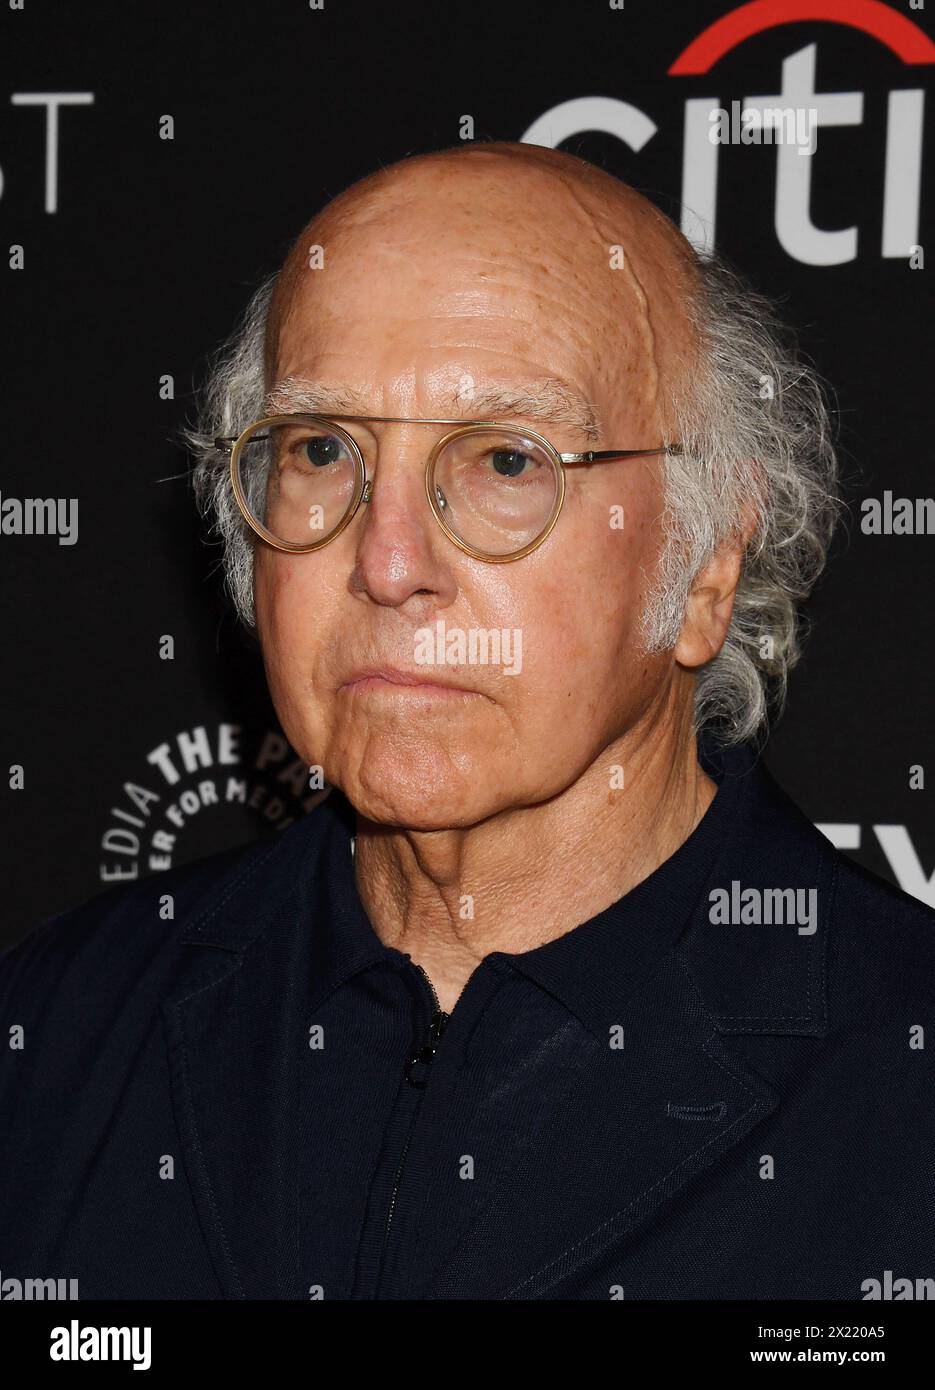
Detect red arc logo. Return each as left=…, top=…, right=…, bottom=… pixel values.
left=669, top=0, right=935, bottom=75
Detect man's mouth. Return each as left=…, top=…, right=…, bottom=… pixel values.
left=337, top=665, right=486, bottom=701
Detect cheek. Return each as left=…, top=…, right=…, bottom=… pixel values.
left=257, top=548, right=340, bottom=631
left=509, top=492, right=666, bottom=742
left=532, top=517, right=657, bottom=667
left=255, top=554, right=297, bottom=683
left=254, top=553, right=336, bottom=714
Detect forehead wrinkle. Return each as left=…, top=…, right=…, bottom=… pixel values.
left=269, top=145, right=700, bottom=430
left=609, top=247, right=659, bottom=415
left=558, top=179, right=665, bottom=419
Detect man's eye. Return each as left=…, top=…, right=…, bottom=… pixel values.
left=303, top=434, right=344, bottom=467
left=489, top=449, right=534, bottom=478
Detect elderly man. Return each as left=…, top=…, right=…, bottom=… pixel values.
left=2, top=142, right=933, bottom=1303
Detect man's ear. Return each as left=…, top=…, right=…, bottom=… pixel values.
left=674, top=502, right=759, bottom=671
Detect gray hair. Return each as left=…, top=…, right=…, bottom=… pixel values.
left=642, top=254, right=841, bottom=744
left=183, top=253, right=841, bottom=748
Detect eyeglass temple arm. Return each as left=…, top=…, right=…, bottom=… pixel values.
left=560, top=445, right=681, bottom=464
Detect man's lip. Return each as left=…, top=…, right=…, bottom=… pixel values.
left=338, top=667, right=483, bottom=697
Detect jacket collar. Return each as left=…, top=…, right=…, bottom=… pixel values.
left=177, top=736, right=833, bottom=1040
left=486, top=738, right=832, bottom=1041
left=165, top=737, right=833, bottom=1298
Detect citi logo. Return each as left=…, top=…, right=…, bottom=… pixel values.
left=522, top=0, right=935, bottom=264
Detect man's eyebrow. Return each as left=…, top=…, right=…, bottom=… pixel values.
left=266, top=376, right=602, bottom=441
left=266, top=378, right=371, bottom=415
left=460, top=381, right=602, bottom=441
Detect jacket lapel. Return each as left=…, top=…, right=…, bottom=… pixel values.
left=423, top=949, right=785, bottom=1300
left=490, top=925, right=829, bottom=1301
left=435, top=761, right=836, bottom=1300
left=161, top=830, right=316, bottom=1300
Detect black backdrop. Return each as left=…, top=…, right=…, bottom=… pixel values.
left=1, top=0, right=933, bottom=948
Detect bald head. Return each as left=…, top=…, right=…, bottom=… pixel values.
left=266, top=141, right=702, bottom=440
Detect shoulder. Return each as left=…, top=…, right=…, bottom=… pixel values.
left=752, top=750, right=935, bottom=939
left=826, top=845, right=935, bottom=1013
left=764, top=759, right=935, bottom=1014
left=0, top=802, right=340, bottom=1023
left=708, top=748, right=935, bottom=1026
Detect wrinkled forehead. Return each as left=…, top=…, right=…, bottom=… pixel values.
left=266, top=152, right=701, bottom=428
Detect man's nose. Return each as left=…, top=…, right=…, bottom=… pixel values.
left=347, top=432, right=458, bottom=609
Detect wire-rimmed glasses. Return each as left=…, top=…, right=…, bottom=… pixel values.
left=214, top=414, right=681, bottom=563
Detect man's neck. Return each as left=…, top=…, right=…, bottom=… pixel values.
left=352, top=717, right=717, bottom=1014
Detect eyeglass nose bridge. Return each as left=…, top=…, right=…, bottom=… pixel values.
left=349, top=425, right=451, bottom=510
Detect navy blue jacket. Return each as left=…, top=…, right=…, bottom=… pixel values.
left=2, top=742, right=934, bottom=1300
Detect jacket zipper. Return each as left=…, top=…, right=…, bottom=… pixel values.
left=382, top=962, right=450, bottom=1253
left=404, top=963, right=450, bottom=1088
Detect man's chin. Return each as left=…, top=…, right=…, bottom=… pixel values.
left=335, top=762, right=507, bottom=832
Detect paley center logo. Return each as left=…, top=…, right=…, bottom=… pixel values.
left=522, top=0, right=935, bottom=264
left=98, top=722, right=328, bottom=883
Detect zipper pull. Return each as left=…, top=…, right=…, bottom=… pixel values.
left=405, top=1009, right=449, bottom=1088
